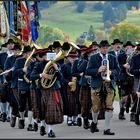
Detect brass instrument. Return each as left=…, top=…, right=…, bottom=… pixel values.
left=23, top=43, right=42, bottom=83
left=126, top=48, right=136, bottom=77
left=70, top=77, right=77, bottom=92
left=85, top=75, right=91, bottom=85
left=101, top=58, right=111, bottom=82
left=41, top=42, right=80, bottom=89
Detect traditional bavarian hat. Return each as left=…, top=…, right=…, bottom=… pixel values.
left=67, top=52, right=78, bottom=58
left=52, top=41, right=61, bottom=49
left=61, top=42, right=70, bottom=51
left=11, top=43, right=21, bottom=50
left=123, top=41, right=135, bottom=48
left=136, top=43, right=140, bottom=50
left=111, top=39, right=123, bottom=45
left=7, top=38, right=14, bottom=44
left=33, top=48, right=51, bottom=57
left=85, top=46, right=97, bottom=53
left=99, top=40, right=110, bottom=47
left=22, top=45, right=32, bottom=53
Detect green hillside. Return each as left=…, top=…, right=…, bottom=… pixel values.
left=39, top=1, right=140, bottom=41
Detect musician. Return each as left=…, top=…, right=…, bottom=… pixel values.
left=117, top=41, right=135, bottom=120
left=52, top=41, right=64, bottom=66
left=86, top=40, right=119, bottom=135
left=13, top=45, right=33, bottom=130
left=109, top=39, right=123, bottom=106
left=0, top=43, right=8, bottom=122
left=77, top=44, right=99, bottom=129
left=61, top=52, right=79, bottom=126
left=30, top=48, right=64, bottom=138
left=0, top=39, right=15, bottom=122
left=4, top=43, right=21, bottom=127
left=130, top=44, right=140, bottom=125
left=26, top=48, right=50, bottom=133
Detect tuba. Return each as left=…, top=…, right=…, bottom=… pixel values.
left=41, top=42, right=80, bottom=89
left=101, top=58, right=111, bottom=82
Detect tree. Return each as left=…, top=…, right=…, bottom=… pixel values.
left=95, top=30, right=107, bottom=42
left=92, top=2, right=104, bottom=11
left=110, top=22, right=140, bottom=44
left=37, top=26, right=65, bottom=46
left=126, top=1, right=139, bottom=10
left=103, top=3, right=114, bottom=22
left=76, top=2, right=86, bottom=13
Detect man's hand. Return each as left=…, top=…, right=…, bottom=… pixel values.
left=41, top=72, right=51, bottom=80
left=23, top=66, right=27, bottom=73
left=123, top=63, right=130, bottom=69
left=53, top=63, right=59, bottom=71
left=80, top=72, right=84, bottom=76
left=98, top=65, right=106, bottom=73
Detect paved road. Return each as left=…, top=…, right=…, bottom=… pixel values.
left=0, top=101, right=140, bottom=139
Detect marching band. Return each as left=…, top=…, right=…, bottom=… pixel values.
left=0, top=38, right=139, bottom=138
left=0, top=1, right=140, bottom=138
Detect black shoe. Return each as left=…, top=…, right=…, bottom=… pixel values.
left=130, top=113, right=135, bottom=122
left=83, top=118, right=90, bottom=129
left=18, top=120, right=25, bottom=129
left=77, top=117, right=82, bottom=127
left=135, top=114, right=140, bottom=125
left=40, top=126, right=46, bottom=136
left=10, top=117, right=16, bottom=127
left=6, top=117, right=10, bottom=122
left=72, top=121, right=77, bottom=126
left=119, top=108, right=126, bottom=120
left=67, top=120, right=72, bottom=126
left=34, top=122, right=38, bottom=132
left=103, top=129, right=115, bottom=135
left=48, top=130, right=55, bottom=138
left=119, top=114, right=126, bottom=120
left=1, top=113, right=7, bottom=122
left=27, top=124, right=34, bottom=131
left=90, top=122, right=99, bottom=133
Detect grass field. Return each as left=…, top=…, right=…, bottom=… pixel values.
left=40, top=2, right=104, bottom=40
left=39, top=1, right=140, bottom=41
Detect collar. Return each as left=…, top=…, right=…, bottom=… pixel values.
left=7, top=51, right=14, bottom=57
left=99, top=53, right=108, bottom=59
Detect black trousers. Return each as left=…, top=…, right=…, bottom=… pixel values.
left=19, top=90, right=31, bottom=112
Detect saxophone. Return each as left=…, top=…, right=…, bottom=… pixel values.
left=40, top=42, right=80, bottom=89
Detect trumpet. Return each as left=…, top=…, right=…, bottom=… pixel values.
left=101, top=58, right=111, bottom=82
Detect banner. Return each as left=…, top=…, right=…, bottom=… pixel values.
left=20, top=1, right=31, bottom=43
left=0, top=2, right=9, bottom=42
left=9, top=1, right=15, bottom=36
left=30, top=2, right=39, bottom=42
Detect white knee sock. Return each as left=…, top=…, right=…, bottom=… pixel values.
left=34, top=119, right=38, bottom=123
left=28, top=111, right=33, bottom=125
left=19, top=111, right=25, bottom=120
left=92, top=110, right=99, bottom=123
left=104, top=111, right=113, bottom=130
left=40, top=120, right=46, bottom=127
left=1, top=103, right=7, bottom=113
left=48, top=124, right=53, bottom=133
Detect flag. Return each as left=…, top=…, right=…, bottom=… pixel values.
left=30, top=2, right=39, bottom=42
left=0, top=2, right=9, bottom=43
left=9, top=1, right=15, bottom=36
left=20, top=1, right=31, bottom=43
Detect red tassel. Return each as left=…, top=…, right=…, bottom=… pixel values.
left=54, top=90, right=59, bottom=111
